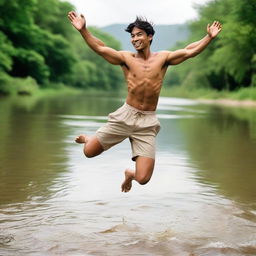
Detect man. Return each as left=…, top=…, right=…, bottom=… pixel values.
left=67, top=12, right=222, bottom=193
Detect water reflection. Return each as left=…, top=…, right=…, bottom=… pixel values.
left=0, top=93, right=123, bottom=205
left=178, top=105, right=256, bottom=207
left=0, top=94, right=256, bottom=255
left=0, top=98, right=69, bottom=204
left=1, top=95, right=256, bottom=207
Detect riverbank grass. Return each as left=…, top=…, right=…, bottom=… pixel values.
left=161, top=86, right=256, bottom=101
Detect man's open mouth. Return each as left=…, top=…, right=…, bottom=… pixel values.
left=134, top=41, right=142, bottom=48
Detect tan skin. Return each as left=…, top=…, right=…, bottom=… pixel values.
left=68, top=11, right=222, bottom=192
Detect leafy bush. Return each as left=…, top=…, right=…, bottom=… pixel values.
left=0, top=72, right=38, bottom=95
left=0, top=72, right=15, bottom=95
left=11, top=48, right=49, bottom=84
left=14, top=76, right=39, bottom=95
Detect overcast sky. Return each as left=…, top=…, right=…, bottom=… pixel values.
left=67, top=0, right=210, bottom=27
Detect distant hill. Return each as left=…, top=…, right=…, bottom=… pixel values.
left=101, top=24, right=190, bottom=52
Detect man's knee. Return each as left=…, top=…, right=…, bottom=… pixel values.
left=136, top=175, right=151, bottom=185
left=83, top=149, right=93, bottom=158
left=83, top=138, right=104, bottom=158
left=83, top=148, right=99, bottom=158
left=135, top=157, right=154, bottom=185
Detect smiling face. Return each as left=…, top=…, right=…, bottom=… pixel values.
left=131, top=27, right=153, bottom=51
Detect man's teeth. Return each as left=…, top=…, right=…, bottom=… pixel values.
left=135, top=42, right=141, bottom=47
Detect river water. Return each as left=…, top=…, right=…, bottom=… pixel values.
left=0, top=93, right=256, bottom=256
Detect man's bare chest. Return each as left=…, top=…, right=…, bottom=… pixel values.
left=123, top=57, right=167, bottom=79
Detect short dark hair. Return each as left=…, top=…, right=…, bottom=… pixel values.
left=125, top=17, right=155, bottom=44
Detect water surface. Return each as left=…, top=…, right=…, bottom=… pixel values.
left=0, top=94, right=256, bottom=256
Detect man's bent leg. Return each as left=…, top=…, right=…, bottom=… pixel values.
left=75, top=134, right=104, bottom=158
left=121, top=156, right=155, bottom=192
left=135, top=156, right=155, bottom=184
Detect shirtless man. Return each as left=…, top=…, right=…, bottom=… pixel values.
left=67, top=12, right=222, bottom=192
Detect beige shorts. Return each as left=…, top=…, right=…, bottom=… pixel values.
left=96, top=103, right=161, bottom=161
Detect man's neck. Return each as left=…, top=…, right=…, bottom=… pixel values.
left=135, top=47, right=152, bottom=60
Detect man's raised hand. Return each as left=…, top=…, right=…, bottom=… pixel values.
left=68, top=11, right=86, bottom=31
left=207, top=21, right=222, bottom=38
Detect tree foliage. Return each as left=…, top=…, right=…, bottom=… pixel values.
left=165, top=0, right=256, bottom=91
left=0, top=0, right=123, bottom=94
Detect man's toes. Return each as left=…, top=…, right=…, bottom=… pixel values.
left=124, top=184, right=131, bottom=192
left=121, top=184, right=128, bottom=193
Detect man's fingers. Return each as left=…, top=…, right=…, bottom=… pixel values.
left=210, top=21, right=215, bottom=27
left=68, top=11, right=85, bottom=23
left=207, top=24, right=211, bottom=33
left=217, top=22, right=222, bottom=32
left=211, top=20, right=222, bottom=29
left=70, top=11, right=77, bottom=19
left=68, top=11, right=76, bottom=20
left=68, top=12, right=73, bottom=21
left=70, top=11, right=76, bottom=17
left=67, top=14, right=73, bottom=22
left=215, top=21, right=221, bottom=27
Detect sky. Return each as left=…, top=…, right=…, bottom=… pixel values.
left=67, top=0, right=210, bottom=27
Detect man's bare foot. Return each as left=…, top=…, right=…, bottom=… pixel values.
left=75, top=134, right=88, bottom=144
left=121, top=169, right=135, bottom=193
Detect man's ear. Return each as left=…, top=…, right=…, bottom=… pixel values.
left=148, top=34, right=153, bottom=42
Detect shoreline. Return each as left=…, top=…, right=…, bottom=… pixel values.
left=198, top=98, right=256, bottom=107
left=2, top=86, right=256, bottom=108
left=160, top=86, right=256, bottom=108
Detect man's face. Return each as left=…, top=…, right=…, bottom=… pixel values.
left=131, top=27, right=152, bottom=50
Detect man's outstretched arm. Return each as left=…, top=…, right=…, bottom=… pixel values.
left=167, top=21, right=222, bottom=65
left=68, top=11, right=125, bottom=65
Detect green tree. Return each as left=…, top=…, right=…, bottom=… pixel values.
left=0, top=0, right=123, bottom=94
left=165, top=0, right=256, bottom=91
left=0, top=32, right=14, bottom=72
left=69, top=26, right=123, bottom=90
left=10, top=48, right=49, bottom=84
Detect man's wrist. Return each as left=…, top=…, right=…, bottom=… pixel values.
left=206, top=33, right=214, bottom=40
left=78, top=26, right=87, bottom=33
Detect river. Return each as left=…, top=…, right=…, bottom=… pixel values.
left=0, top=93, right=256, bottom=256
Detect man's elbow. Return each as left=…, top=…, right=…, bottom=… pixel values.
left=97, top=46, right=106, bottom=55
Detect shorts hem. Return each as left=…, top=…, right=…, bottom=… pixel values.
left=132, top=154, right=155, bottom=162
left=95, top=133, right=109, bottom=151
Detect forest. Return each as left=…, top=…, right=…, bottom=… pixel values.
left=0, top=0, right=255, bottom=97
left=165, top=0, right=256, bottom=94
left=0, top=0, right=123, bottom=95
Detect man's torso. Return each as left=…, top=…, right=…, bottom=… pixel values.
left=121, top=51, right=169, bottom=111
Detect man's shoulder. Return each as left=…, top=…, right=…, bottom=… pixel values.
left=119, top=51, right=134, bottom=56
left=119, top=51, right=136, bottom=61
left=152, top=51, right=171, bottom=62
left=158, top=50, right=172, bottom=56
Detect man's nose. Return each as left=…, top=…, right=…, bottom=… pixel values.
left=133, top=36, right=139, bottom=41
